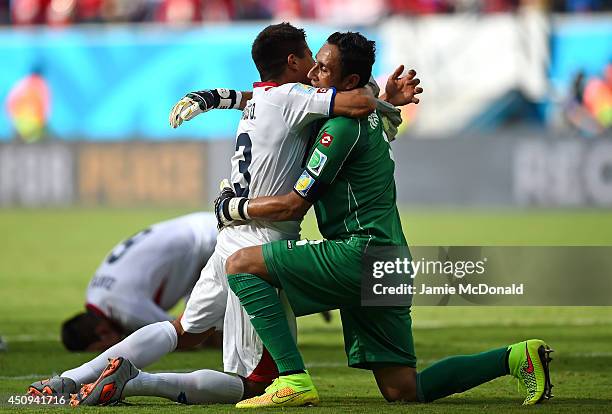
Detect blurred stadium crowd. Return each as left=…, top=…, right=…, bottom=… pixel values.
left=0, top=0, right=610, bottom=208
left=1, top=0, right=611, bottom=26
left=564, top=65, right=612, bottom=135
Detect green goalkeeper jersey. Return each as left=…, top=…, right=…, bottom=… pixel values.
left=293, top=111, right=407, bottom=246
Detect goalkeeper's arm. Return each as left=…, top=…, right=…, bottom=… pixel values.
left=170, top=86, right=378, bottom=128
left=169, top=88, right=252, bottom=128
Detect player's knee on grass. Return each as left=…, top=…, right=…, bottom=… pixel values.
left=373, top=365, right=418, bottom=403
left=225, top=246, right=271, bottom=283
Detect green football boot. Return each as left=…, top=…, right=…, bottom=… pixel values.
left=508, top=339, right=554, bottom=405
left=235, top=371, right=319, bottom=408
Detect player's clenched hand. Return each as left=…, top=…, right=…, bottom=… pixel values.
left=383, top=66, right=423, bottom=107
left=214, top=179, right=237, bottom=229
left=214, top=179, right=250, bottom=230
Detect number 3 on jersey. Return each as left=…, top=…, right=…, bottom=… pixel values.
left=107, top=228, right=152, bottom=264
left=233, top=133, right=252, bottom=197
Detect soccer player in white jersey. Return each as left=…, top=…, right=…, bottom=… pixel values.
left=60, top=212, right=217, bottom=353
left=28, top=23, right=413, bottom=406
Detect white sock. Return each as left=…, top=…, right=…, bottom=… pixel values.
left=123, top=369, right=244, bottom=404
left=61, top=321, right=178, bottom=385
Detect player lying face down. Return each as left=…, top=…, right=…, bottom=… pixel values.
left=62, top=311, right=124, bottom=352
left=60, top=213, right=219, bottom=353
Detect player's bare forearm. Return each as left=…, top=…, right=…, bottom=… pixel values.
left=333, top=88, right=376, bottom=118
left=238, top=91, right=252, bottom=110
left=379, top=92, right=410, bottom=106
left=247, top=192, right=311, bottom=222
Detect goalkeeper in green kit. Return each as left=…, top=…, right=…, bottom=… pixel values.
left=215, top=32, right=554, bottom=408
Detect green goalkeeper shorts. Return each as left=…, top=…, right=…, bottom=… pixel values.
left=262, top=237, right=416, bottom=369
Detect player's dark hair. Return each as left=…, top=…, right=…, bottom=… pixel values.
left=251, top=22, right=308, bottom=81
left=326, top=32, right=376, bottom=88
left=61, top=312, right=102, bottom=351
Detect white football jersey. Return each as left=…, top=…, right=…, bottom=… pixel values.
left=216, top=82, right=334, bottom=379
left=215, top=82, right=336, bottom=257
left=86, top=212, right=218, bottom=332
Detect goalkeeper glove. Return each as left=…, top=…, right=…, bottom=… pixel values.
left=367, top=75, right=403, bottom=142
left=376, top=99, right=402, bottom=142
left=214, top=179, right=250, bottom=230
left=169, top=89, right=242, bottom=128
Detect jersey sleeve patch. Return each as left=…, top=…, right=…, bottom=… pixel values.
left=306, top=148, right=328, bottom=177
left=320, top=132, right=334, bottom=147
left=291, top=83, right=316, bottom=95
left=293, top=170, right=329, bottom=203
left=294, top=170, right=316, bottom=197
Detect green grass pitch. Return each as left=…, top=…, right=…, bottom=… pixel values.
left=0, top=208, right=611, bottom=413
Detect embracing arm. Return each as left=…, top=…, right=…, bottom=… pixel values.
left=246, top=192, right=312, bottom=222
left=332, top=87, right=376, bottom=118
left=215, top=188, right=311, bottom=229
left=214, top=118, right=359, bottom=229
left=332, top=67, right=424, bottom=118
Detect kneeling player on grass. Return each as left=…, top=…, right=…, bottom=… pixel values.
left=28, top=212, right=245, bottom=402
left=26, top=23, right=411, bottom=407
left=59, top=212, right=220, bottom=353
left=215, top=32, right=554, bottom=408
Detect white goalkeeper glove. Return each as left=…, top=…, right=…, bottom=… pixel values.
left=366, top=75, right=381, bottom=97
left=377, top=99, right=402, bottom=142
left=213, top=179, right=250, bottom=230
left=367, top=75, right=402, bottom=142
left=169, top=89, right=243, bottom=128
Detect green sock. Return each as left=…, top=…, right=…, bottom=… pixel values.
left=416, top=346, right=509, bottom=402
left=227, top=273, right=305, bottom=373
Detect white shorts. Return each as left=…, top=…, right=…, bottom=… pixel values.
left=222, top=290, right=266, bottom=380
left=181, top=226, right=297, bottom=382
left=180, top=252, right=227, bottom=333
